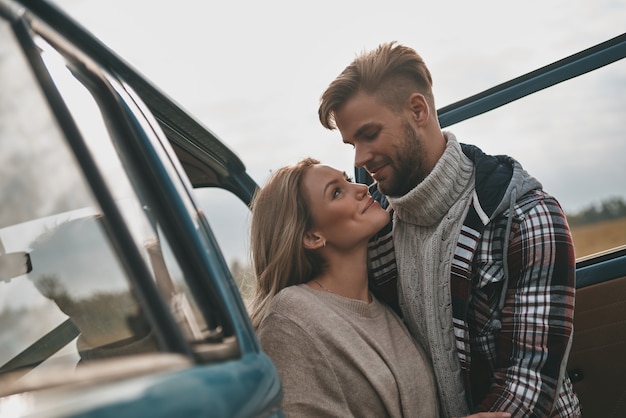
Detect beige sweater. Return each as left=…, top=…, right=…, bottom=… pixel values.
left=257, top=284, right=439, bottom=417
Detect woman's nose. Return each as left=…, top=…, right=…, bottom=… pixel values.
left=354, top=183, right=368, bottom=199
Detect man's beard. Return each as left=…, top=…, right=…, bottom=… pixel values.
left=376, top=121, right=427, bottom=198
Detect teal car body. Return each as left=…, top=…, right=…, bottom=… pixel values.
left=0, top=0, right=282, bottom=416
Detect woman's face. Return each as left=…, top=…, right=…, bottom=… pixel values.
left=301, top=164, right=390, bottom=250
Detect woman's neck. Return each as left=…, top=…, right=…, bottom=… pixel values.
left=309, top=246, right=370, bottom=303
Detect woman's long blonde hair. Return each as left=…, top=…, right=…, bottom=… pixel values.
left=248, top=158, right=324, bottom=329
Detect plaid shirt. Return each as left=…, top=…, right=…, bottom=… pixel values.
left=368, top=145, right=581, bottom=417
left=457, top=190, right=580, bottom=416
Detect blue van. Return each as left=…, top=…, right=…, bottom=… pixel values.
left=0, top=0, right=282, bottom=416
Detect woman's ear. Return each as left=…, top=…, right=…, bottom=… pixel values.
left=303, top=231, right=325, bottom=250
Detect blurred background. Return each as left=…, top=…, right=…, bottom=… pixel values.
left=51, top=0, right=626, bottom=268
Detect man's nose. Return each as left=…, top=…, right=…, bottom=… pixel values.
left=354, top=144, right=371, bottom=168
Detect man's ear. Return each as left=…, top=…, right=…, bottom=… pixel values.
left=408, top=93, right=429, bottom=125
left=303, top=231, right=325, bottom=250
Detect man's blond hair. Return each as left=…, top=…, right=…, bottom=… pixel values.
left=319, top=41, right=435, bottom=130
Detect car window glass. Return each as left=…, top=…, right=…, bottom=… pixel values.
left=38, top=33, right=221, bottom=344
left=448, top=60, right=626, bottom=258
left=194, top=188, right=254, bottom=309
left=0, top=24, right=157, bottom=388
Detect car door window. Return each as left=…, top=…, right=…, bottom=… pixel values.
left=194, top=188, right=255, bottom=308
left=0, top=16, right=235, bottom=393
left=0, top=23, right=158, bottom=388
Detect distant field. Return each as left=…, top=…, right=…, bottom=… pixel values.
left=570, top=217, right=626, bottom=258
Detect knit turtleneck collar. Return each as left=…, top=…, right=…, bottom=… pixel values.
left=388, top=132, right=474, bottom=226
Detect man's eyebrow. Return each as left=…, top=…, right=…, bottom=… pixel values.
left=353, top=122, right=378, bottom=139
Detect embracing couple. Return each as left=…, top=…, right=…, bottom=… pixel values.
left=248, top=42, right=581, bottom=418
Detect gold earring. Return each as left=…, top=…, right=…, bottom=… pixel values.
left=323, top=240, right=326, bottom=247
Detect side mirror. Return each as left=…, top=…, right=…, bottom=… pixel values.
left=0, top=252, right=32, bottom=282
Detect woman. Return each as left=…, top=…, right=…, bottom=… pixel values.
left=249, top=158, right=509, bottom=418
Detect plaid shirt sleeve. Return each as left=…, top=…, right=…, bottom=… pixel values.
left=472, top=191, right=577, bottom=416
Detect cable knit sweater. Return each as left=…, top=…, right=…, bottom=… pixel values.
left=257, top=284, right=439, bottom=417
left=389, top=135, right=475, bottom=418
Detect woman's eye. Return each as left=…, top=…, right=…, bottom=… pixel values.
left=332, top=188, right=341, bottom=198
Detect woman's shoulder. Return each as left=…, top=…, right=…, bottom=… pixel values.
left=258, top=285, right=324, bottom=337
left=270, top=284, right=319, bottom=312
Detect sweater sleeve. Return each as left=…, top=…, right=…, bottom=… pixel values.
left=366, top=183, right=402, bottom=316
left=257, top=311, right=352, bottom=418
left=477, top=195, right=577, bottom=416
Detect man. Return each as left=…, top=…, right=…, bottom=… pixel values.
left=318, top=41, right=580, bottom=417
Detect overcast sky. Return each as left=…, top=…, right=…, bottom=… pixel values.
left=51, top=0, right=626, bottom=264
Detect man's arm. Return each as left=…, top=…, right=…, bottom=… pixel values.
left=478, top=195, right=576, bottom=416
